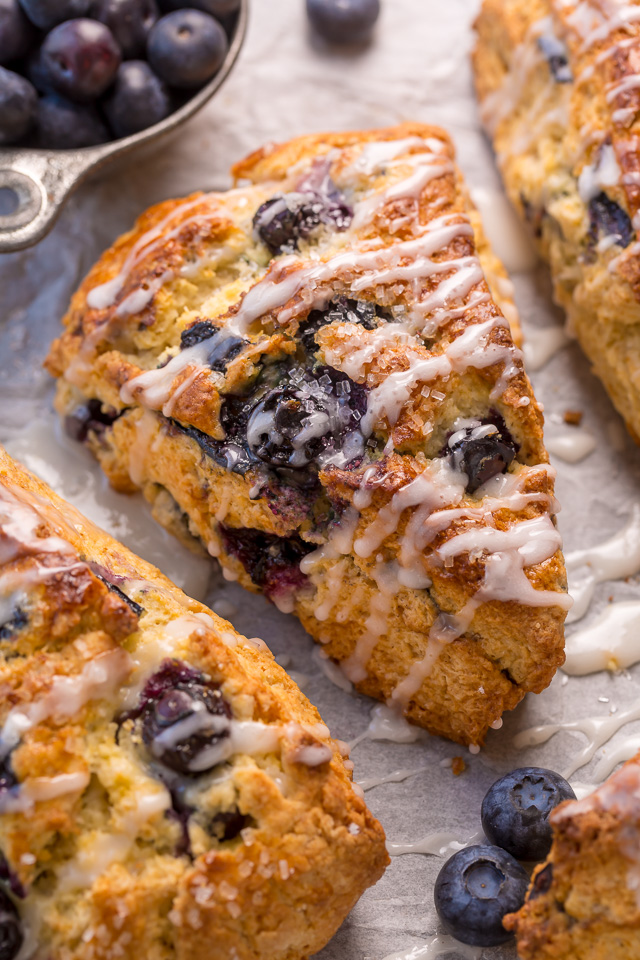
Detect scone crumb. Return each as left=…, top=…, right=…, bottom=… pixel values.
left=563, top=409, right=583, bottom=426
left=451, top=756, right=466, bottom=776
left=227, top=902, right=242, bottom=919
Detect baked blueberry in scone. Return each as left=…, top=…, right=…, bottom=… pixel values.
left=0, top=448, right=387, bottom=960
left=473, top=0, right=640, bottom=442
left=505, top=754, right=640, bottom=959
left=45, top=124, right=570, bottom=748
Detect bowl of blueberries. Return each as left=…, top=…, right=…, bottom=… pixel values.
left=0, top=0, right=247, bottom=251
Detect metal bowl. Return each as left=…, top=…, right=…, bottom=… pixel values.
left=0, top=0, right=248, bottom=253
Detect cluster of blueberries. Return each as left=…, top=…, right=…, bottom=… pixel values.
left=0, top=0, right=239, bottom=147
left=0, top=0, right=383, bottom=149
left=434, top=766, right=575, bottom=947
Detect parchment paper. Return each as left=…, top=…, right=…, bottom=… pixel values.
left=2, top=2, right=640, bottom=958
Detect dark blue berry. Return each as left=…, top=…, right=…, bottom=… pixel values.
left=209, top=806, right=251, bottom=841
left=41, top=18, right=120, bottom=102
left=0, top=608, right=27, bottom=641
left=179, top=323, right=245, bottom=371
left=537, top=34, right=572, bottom=83
left=128, top=660, right=231, bottom=776
left=434, top=844, right=528, bottom=947
left=299, top=298, right=391, bottom=353
left=147, top=9, right=227, bottom=89
left=17, top=0, right=89, bottom=29
left=481, top=767, right=576, bottom=861
left=89, top=566, right=144, bottom=616
left=219, top=526, right=312, bottom=599
left=64, top=398, right=118, bottom=442
left=0, top=891, right=22, bottom=960
left=447, top=416, right=517, bottom=493
left=306, top=0, right=380, bottom=44
left=104, top=60, right=170, bottom=138
left=0, top=0, right=36, bottom=65
left=0, top=66, right=36, bottom=143
left=588, top=191, right=634, bottom=248
left=35, top=91, right=108, bottom=145
left=0, top=853, right=25, bottom=901
left=158, top=0, right=238, bottom=20
left=93, top=0, right=157, bottom=58
left=253, top=190, right=352, bottom=255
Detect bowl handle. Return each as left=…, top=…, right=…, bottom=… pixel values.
left=0, top=149, right=97, bottom=253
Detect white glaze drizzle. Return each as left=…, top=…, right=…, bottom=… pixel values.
left=349, top=704, right=425, bottom=751
left=522, top=325, right=571, bottom=370
left=356, top=766, right=429, bottom=792
left=564, top=601, right=640, bottom=674
left=545, top=429, right=597, bottom=463
left=381, top=933, right=481, bottom=960
left=0, top=648, right=133, bottom=760
left=513, top=699, right=640, bottom=778
left=387, top=829, right=484, bottom=858
left=565, top=503, right=640, bottom=622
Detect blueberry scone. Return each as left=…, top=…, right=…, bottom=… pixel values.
left=0, top=448, right=387, bottom=960
left=505, top=755, right=640, bottom=958
left=474, top=0, right=640, bottom=441
left=45, top=124, right=570, bottom=748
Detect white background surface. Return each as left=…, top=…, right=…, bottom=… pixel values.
left=2, top=2, right=640, bottom=958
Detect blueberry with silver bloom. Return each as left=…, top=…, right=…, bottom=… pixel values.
left=41, top=18, right=121, bottom=102
left=104, top=60, right=171, bottom=138
left=481, top=767, right=576, bottom=861
left=94, top=0, right=158, bottom=59
left=306, top=0, right=380, bottom=44
left=0, top=890, right=22, bottom=960
left=17, top=0, right=89, bottom=30
left=0, top=66, right=36, bottom=144
left=34, top=91, right=109, bottom=147
left=158, top=0, right=238, bottom=20
left=434, top=844, right=528, bottom=946
left=0, top=0, right=36, bottom=65
left=147, top=8, right=227, bottom=89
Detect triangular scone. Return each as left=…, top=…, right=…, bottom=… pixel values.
left=505, top=755, right=640, bottom=958
left=46, top=124, right=570, bottom=748
left=473, top=0, right=640, bottom=441
left=0, top=449, right=387, bottom=960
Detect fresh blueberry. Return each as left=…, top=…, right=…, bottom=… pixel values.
left=253, top=189, right=352, bottom=255
left=25, top=48, right=54, bottom=92
left=0, top=0, right=36, bottom=65
left=447, top=416, right=517, bottom=493
left=481, top=767, right=576, bottom=861
left=41, top=18, right=121, bottom=102
left=434, top=844, right=528, bottom=947
left=104, top=60, right=170, bottom=138
left=588, top=191, right=634, bottom=248
left=34, top=91, right=109, bottom=146
left=147, top=9, right=227, bottom=89
left=93, top=0, right=157, bottom=58
left=537, top=34, right=572, bottom=83
left=64, top=398, right=118, bottom=442
left=158, top=0, right=238, bottom=20
left=0, top=66, right=36, bottom=143
left=126, top=659, right=232, bottom=776
left=0, top=891, right=22, bottom=960
left=17, top=0, right=89, bottom=29
left=306, top=0, right=380, bottom=44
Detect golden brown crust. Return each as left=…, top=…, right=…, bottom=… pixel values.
left=0, top=448, right=387, bottom=960
left=473, top=0, right=640, bottom=441
left=506, top=755, right=640, bottom=959
left=45, top=124, right=568, bottom=748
